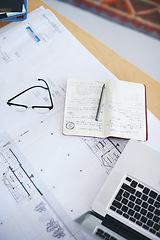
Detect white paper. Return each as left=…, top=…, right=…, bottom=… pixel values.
left=63, top=79, right=147, bottom=140
left=0, top=132, right=88, bottom=240
left=0, top=7, right=160, bottom=240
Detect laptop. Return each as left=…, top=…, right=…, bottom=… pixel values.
left=80, top=140, right=160, bottom=240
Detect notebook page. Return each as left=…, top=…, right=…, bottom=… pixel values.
left=63, top=79, right=106, bottom=138
left=105, top=80, right=147, bottom=140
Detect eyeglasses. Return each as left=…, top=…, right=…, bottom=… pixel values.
left=7, top=79, right=53, bottom=114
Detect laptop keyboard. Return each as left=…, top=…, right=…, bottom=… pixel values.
left=95, top=228, right=117, bottom=240
left=109, top=176, right=160, bottom=238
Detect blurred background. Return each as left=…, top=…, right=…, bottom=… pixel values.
left=42, top=0, right=160, bottom=83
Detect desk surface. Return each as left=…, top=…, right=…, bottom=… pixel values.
left=1, top=0, right=160, bottom=120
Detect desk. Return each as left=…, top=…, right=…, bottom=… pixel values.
left=0, top=0, right=160, bottom=121
left=0, top=3, right=160, bottom=238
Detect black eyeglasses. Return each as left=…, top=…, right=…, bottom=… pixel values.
left=7, top=79, right=53, bottom=113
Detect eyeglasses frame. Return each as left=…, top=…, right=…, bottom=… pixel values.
left=7, top=79, right=53, bottom=112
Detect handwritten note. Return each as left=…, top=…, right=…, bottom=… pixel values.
left=105, top=79, right=147, bottom=140
left=63, top=79, right=147, bottom=141
left=63, top=80, right=105, bottom=137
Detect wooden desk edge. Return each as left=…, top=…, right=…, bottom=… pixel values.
left=1, top=0, right=160, bottom=120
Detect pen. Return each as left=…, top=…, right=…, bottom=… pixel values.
left=95, top=84, right=105, bottom=121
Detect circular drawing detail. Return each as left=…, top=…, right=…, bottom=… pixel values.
left=66, top=122, right=75, bottom=130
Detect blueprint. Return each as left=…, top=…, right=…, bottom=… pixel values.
left=0, top=8, right=127, bottom=239
left=82, top=137, right=128, bottom=175
left=0, top=132, right=88, bottom=240
left=0, top=132, right=127, bottom=240
left=0, top=6, right=160, bottom=240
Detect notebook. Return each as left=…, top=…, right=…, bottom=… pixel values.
left=80, top=140, right=160, bottom=240
left=63, top=79, right=148, bottom=141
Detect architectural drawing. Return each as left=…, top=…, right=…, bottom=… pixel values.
left=83, top=137, right=128, bottom=174
left=0, top=133, right=85, bottom=240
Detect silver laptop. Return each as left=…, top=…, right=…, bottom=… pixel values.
left=81, top=140, right=160, bottom=240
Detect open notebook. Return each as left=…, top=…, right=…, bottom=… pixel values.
left=63, top=79, right=148, bottom=141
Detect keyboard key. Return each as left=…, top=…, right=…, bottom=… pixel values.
left=96, top=228, right=104, bottom=237
left=141, top=216, right=147, bottom=223
left=143, top=225, right=149, bottom=230
left=153, top=223, right=160, bottom=231
left=122, top=183, right=135, bottom=194
left=128, top=201, right=134, bottom=208
left=142, top=202, right=148, bottom=209
left=123, top=213, right=129, bottom=219
left=143, top=187, right=150, bottom=195
left=156, top=232, right=160, bottom=237
left=110, top=206, right=116, bottom=211
left=157, top=195, right=160, bottom=202
left=148, top=205, right=154, bottom=212
left=104, top=232, right=111, bottom=239
left=126, top=177, right=132, bottom=182
left=154, top=201, right=160, bottom=208
left=134, top=205, right=140, bottom=211
left=153, top=215, right=160, bottom=223
left=149, top=190, right=158, bottom=199
left=147, top=220, right=154, bottom=227
left=117, top=189, right=123, bottom=196
left=146, top=212, right=153, bottom=219
left=129, top=195, right=136, bottom=201
left=135, top=191, right=142, bottom=198
left=130, top=217, right=136, bottom=222
left=134, top=213, right=141, bottom=220
left=123, top=191, right=130, bottom=198
left=116, top=209, right=123, bottom=215
left=122, top=206, right=128, bottom=213
left=115, top=194, right=122, bottom=201
left=141, top=194, right=148, bottom=201
left=136, top=221, right=142, bottom=226
left=149, top=228, right=156, bottom=234
left=155, top=209, right=160, bottom=216
left=128, top=209, right=134, bottom=216
left=148, top=197, right=154, bottom=204
left=140, top=208, right=147, bottom=215
left=135, top=198, right=142, bottom=205
left=138, top=183, right=144, bottom=189
left=122, top=198, right=128, bottom=204
left=131, top=180, right=138, bottom=188
left=112, top=200, right=122, bottom=209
